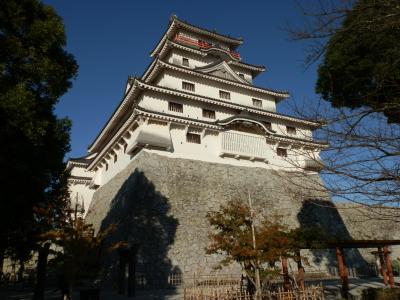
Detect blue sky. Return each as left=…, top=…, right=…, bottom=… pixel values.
left=45, top=0, right=320, bottom=159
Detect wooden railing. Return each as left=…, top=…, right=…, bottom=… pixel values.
left=183, top=285, right=325, bottom=300
left=174, top=34, right=240, bottom=59
left=220, top=132, right=269, bottom=160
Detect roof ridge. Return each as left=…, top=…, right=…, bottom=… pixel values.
left=171, top=15, right=243, bottom=44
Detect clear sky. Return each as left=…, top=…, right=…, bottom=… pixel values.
left=44, top=0, right=319, bottom=159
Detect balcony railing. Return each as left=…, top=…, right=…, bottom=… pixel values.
left=173, top=34, right=240, bottom=59
left=220, top=131, right=269, bottom=160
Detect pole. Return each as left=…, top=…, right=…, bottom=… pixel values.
left=335, top=247, right=348, bottom=299
left=248, top=191, right=261, bottom=300
left=378, top=247, right=388, bottom=285
left=281, top=256, right=290, bottom=291
left=383, top=246, right=395, bottom=288
left=295, top=249, right=305, bottom=290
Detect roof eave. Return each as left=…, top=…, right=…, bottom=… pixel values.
left=150, top=16, right=243, bottom=58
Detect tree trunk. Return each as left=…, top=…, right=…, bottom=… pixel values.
left=295, top=250, right=305, bottom=290
left=18, top=259, right=25, bottom=282
left=0, top=248, right=4, bottom=284
left=254, top=264, right=262, bottom=300
left=281, top=256, right=290, bottom=291
left=33, top=243, right=50, bottom=300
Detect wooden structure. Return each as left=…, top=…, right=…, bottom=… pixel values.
left=183, top=284, right=324, bottom=300
left=327, top=240, right=400, bottom=298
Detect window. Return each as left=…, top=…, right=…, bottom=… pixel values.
left=219, top=90, right=230, bottom=100
left=202, top=109, right=216, bottom=119
left=123, top=143, right=127, bottom=153
left=105, top=163, right=109, bottom=171
left=252, top=98, right=262, bottom=108
left=277, top=148, right=288, bottom=157
left=263, top=121, right=272, bottom=131
left=182, top=57, right=189, bottom=67
left=286, top=126, right=296, bottom=135
left=114, top=154, right=117, bottom=163
left=182, top=81, right=195, bottom=92
left=169, top=102, right=183, bottom=113
left=238, top=73, right=245, bottom=79
left=186, top=133, right=201, bottom=144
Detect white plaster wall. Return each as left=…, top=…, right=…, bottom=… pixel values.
left=166, top=49, right=214, bottom=69
left=227, top=64, right=253, bottom=83
left=273, top=119, right=313, bottom=141
left=92, top=122, right=319, bottom=190
left=138, top=90, right=314, bottom=143
left=165, top=49, right=254, bottom=84
left=158, top=69, right=277, bottom=112
left=69, top=183, right=95, bottom=217
left=70, top=165, right=93, bottom=178
left=139, top=90, right=232, bottom=121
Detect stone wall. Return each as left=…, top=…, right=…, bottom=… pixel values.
left=85, top=151, right=400, bottom=284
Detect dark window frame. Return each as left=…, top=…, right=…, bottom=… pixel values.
left=186, top=132, right=201, bottom=144
left=219, top=90, right=231, bottom=100
left=277, top=147, right=288, bottom=157
left=202, top=109, right=216, bottom=119
left=168, top=102, right=183, bottom=113
left=286, top=126, right=297, bottom=135
left=182, top=81, right=195, bottom=92
left=252, top=98, right=262, bottom=108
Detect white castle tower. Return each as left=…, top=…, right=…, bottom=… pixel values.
left=66, top=16, right=340, bottom=285
left=67, top=16, right=325, bottom=208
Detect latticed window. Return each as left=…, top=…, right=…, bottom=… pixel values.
left=263, top=121, right=272, bottom=131
left=277, top=147, right=288, bottom=157
left=202, top=109, right=216, bottom=119
left=186, top=133, right=201, bottom=144
left=182, top=81, right=195, bottom=92
left=169, top=102, right=183, bottom=113
left=219, top=90, right=230, bottom=100
left=182, top=57, right=189, bottom=67
left=252, top=98, right=262, bottom=108
left=286, top=126, right=296, bottom=135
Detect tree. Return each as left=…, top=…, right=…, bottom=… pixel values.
left=315, top=0, right=400, bottom=124
left=284, top=0, right=400, bottom=218
left=0, top=0, right=78, bottom=268
left=206, top=199, right=326, bottom=297
left=288, top=0, right=400, bottom=123
left=41, top=206, right=114, bottom=300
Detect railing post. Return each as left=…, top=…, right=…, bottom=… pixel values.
left=378, top=247, right=388, bottom=285
left=335, top=247, right=349, bottom=299
left=384, top=245, right=395, bottom=288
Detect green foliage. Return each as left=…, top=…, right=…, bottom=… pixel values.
left=0, top=0, right=78, bottom=259
left=316, top=0, right=400, bottom=123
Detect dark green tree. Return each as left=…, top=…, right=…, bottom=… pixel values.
left=315, top=0, right=400, bottom=124
left=285, top=0, right=400, bottom=217
left=0, top=0, right=77, bottom=281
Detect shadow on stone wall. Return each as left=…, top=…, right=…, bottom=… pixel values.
left=297, top=199, right=371, bottom=274
left=98, top=169, right=179, bottom=290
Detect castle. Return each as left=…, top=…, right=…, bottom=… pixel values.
left=66, top=16, right=400, bottom=286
